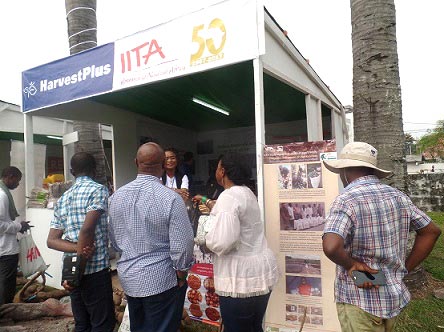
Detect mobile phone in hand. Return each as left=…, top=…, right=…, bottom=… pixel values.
left=62, top=255, right=81, bottom=287
left=351, top=270, right=386, bottom=287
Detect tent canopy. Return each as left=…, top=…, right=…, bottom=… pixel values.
left=92, top=61, right=308, bottom=132
left=21, top=0, right=346, bottom=193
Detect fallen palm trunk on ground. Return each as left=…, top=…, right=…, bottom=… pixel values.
left=0, top=298, right=73, bottom=321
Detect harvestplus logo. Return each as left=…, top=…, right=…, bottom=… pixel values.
left=23, top=64, right=112, bottom=99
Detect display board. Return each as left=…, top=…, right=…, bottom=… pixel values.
left=263, top=140, right=341, bottom=332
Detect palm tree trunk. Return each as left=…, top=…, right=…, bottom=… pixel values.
left=65, top=0, right=107, bottom=185
left=65, top=0, right=97, bottom=53
left=350, top=0, right=406, bottom=192
left=350, top=0, right=423, bottom=290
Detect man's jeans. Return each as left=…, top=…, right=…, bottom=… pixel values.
left=337, top=303, right=398, bottom=332
left=126, top=282, right=187, bottom=332
left=0, top=254, right=18, bottom=305
left=70, top=269, right=116, bottom=332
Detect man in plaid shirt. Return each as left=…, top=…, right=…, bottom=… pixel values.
left=322, top=142, right=441, bottom=332
left=47, top=152, right=115, bottom=332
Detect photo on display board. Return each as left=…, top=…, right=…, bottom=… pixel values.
left=278, top=164, right=291, bottom=189
left=285, top=255, right=321, bottom=275
left=291, top=164, right=307, bottom=189
left=286, top=310, right=312, bottom=325
left=306, top=163, right=323, bottom=188
left=279, top=202, right=325, bottom=231
left=286, top=304, right=298, bottom=312
left=285, top=276, right=322, bottom=297
left=285, top=304, right=324, bottom=326
left=277, top=163, right=323, bottom=190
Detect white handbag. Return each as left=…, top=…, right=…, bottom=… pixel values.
left=194, top=215, right=216, bottom=247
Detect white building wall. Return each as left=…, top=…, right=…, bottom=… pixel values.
left=345, top=111, right=354, bottom=142
left=407, top=162, right=444, bottom=174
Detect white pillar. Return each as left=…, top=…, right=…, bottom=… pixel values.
left=111, top=117, right=138, bottom=190
left=253, top=58, right=266, bottom=223
left=63, top=121, right=70, bottom=182
left=305, top=94, right=322, bottom=141
left=23, top=113, right=34, bottom=197
left=332, top=109, right=346, bottom=149
left=62, top=128, right=78, bottom=183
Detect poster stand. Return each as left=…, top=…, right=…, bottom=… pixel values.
left=263, top=140, right=341, bottom=332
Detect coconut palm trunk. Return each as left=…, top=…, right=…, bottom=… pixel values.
left=65, top=0, right=107, bottom=185
left=350, top=0, right=423, bottom=289
left=350, top=0, right=406, bottom=192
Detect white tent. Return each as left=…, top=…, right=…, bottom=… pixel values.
left=22, top=0, right=346, bottom=295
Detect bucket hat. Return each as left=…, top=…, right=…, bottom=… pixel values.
left=323, top=142, right=391, bottom=179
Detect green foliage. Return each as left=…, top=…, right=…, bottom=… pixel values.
left=404, top=133, right=415, bottom=144
left=404, top=133, right=417, bottom=154
left=427, top=211, right=444, bottom=224
left=396, top=296, right=444, bottom=332
left=423, top=212, right=444, bottom=280
left=417, top=120, right=444, bottom=158
left=395, top=212, right=444, bottom=332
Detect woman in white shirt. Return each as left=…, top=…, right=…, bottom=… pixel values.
left=203, top=153, right=279, bottom=332
left=161, top=147, right=189, bottom=200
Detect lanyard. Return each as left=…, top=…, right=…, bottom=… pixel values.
left=168, top=176, right=176, bottom=188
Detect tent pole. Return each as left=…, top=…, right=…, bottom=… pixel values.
left=253, top=57, right=266, bottom=224
left=24, top=113, right=35, bottom=198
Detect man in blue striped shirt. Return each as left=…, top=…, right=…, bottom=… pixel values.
left=322, top=142, right=441, bottom=332
left=47, top=152, right=115, bottom=332
left=109, top=142, right=194, bottom=332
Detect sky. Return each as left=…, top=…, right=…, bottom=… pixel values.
left=1, top=0, right=442, bottom=139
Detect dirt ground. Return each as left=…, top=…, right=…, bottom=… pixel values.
left=0, top=317, right=75, bottom=332
left=408, top=271, right=444, bottom=299
left=0, top=271, right=123, bottom=332
left=1, top=272, right=443, bottom=332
